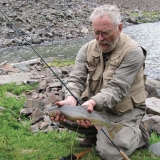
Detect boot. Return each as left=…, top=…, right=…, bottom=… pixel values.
left=79, top=137, right=97, bottom=148
left=152, top=121, right=160, bottom=135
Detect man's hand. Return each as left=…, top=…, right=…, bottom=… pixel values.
left=82, top=99, right=96, bottom=112
left=50, top=96, right=77, bottom=122
left=56, top=95, right=77, bottom=107
left=76, top=99, right=96, bottom=128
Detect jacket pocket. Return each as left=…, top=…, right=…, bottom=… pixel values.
left=90, top=70, right=101, bottom=93
left=112, top=98, right=134, bottom=115
left=131, top=89, right=147, bottom=107
left=112, top=89, right=147, bottom=115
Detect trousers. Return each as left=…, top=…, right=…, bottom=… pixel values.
left=60, top=113, right=147, bottom=160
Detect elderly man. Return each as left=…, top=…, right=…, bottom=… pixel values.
left=52, top=4, right=149, bottom=160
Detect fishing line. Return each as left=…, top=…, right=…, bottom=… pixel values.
left=70, top=125, right=80, bottom=160
left=0, top=9, right=81, bottom=105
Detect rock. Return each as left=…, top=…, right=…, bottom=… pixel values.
left=126, top=17, right=139, bottom=24
left=44, top=93, right=58, bottom=105
left=24, top=99, right=45, bottom=110
left=0, top=68, right=7, bottom=75
left=39, top=121, right=49, bottom=130
left=152, top=121, right=160, bottom=135
left=1, top=63, right=19, bottom=74
left=142, top=114, right=160, bottom=135
left=30, top=124, right=39, bottom=133
left=43, top=115, right=52, bottom=125
left=149, top=142, right=160, bottom=156
left=145, top=78, right=160, bottom=98
left=145, top=97, right=160, bottom=115
left=31, top=92, right=39, bottom=99
left=26, top=79, right=39, bottom=85
left=14, top=64, right=30, bottom=72
left=47, top=126, right=54, bottom=132
left=31, top=108, right=44, bottom=124
left=49, top=81, right=62, bottom=88
left=0, top=107, right=5, bottom=112
left=81, top=26, right=89, bottom=34
left=20, top=108, right=34, bottom=116
left=0, top=72, right=33, bottom=85
left=39, top=78, right=47, bottom=89
left=35, top=100, right=45, bottom=110
left=24, top=99, right=33, bottom=108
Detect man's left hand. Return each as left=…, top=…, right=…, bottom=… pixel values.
left=76, top=99, right=96, bottom=128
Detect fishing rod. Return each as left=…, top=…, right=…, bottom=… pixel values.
left=0, top=9, right=130, bottom=160
left=0, top=9, right=80, bottom=105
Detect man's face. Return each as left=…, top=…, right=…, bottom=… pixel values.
left=92, top=15, right=122, bottom=53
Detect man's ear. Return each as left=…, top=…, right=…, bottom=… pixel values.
left=118, top=23, right=123, bottom=34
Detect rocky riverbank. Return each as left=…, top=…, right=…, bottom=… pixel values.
left=1, top=58, right=160, bottom=134
left=0, top=56, right=160, bottom=156
left=0, top=0, right=160, bottom=48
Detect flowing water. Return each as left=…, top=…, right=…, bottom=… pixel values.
left=123, top=22, right=160, bottom=80
left=0, top=22, right=160, bottom=79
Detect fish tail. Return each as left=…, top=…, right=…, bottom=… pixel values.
left=107, top=130, right=114, bottom=139
left=104, top=123, right=123, bottom=140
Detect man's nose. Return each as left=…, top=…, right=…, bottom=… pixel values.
left=97, top=33, right=105, bottom=41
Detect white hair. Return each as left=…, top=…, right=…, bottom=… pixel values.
left=89, top=4, right=122, bottom=25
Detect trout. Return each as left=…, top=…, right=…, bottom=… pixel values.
left=45, top=105, right=123, bottom=140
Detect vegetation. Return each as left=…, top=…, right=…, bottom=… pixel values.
left=124, top=10, right=160, bottom=23
left=44, top=59, right=75, bottom=67
left=0, top=83, right=160, bottom=160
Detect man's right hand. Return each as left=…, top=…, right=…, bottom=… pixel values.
left=56, top=95, right=77, bottom=107
left=50, top=96, right=77, bottom=122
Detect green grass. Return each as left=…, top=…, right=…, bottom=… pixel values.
left=0, top=83, right=160, bottom=160
left=122, top=10, right=160, bottom=23
left=44, top=59, right=75, bottom=67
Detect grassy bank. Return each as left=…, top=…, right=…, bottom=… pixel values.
left=0, top=83, right=160, bottom=160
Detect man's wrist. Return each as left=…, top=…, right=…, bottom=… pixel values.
left=89, top=99, right=96, bottom=108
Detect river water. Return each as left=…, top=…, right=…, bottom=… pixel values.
left=0, top=22, right=160, bottom=80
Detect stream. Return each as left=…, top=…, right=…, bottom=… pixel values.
left=0, top=22, right=160, bottom=80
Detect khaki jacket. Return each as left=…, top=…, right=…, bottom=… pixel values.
left=81, top=33, right=147, bottom=115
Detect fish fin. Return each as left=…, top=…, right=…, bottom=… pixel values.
left=107, top=131, right=114, bottom=140
left=111, top=123, right=123, bottom=135
left=95, top=125, right=103, bottom=130
left=104, top=123, right=123, bottom=140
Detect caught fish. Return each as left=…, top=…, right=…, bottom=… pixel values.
left=45, top=105, right=123, bottom=139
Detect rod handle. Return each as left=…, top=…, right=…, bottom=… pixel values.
left=119, top=151, right=130, bottom=160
